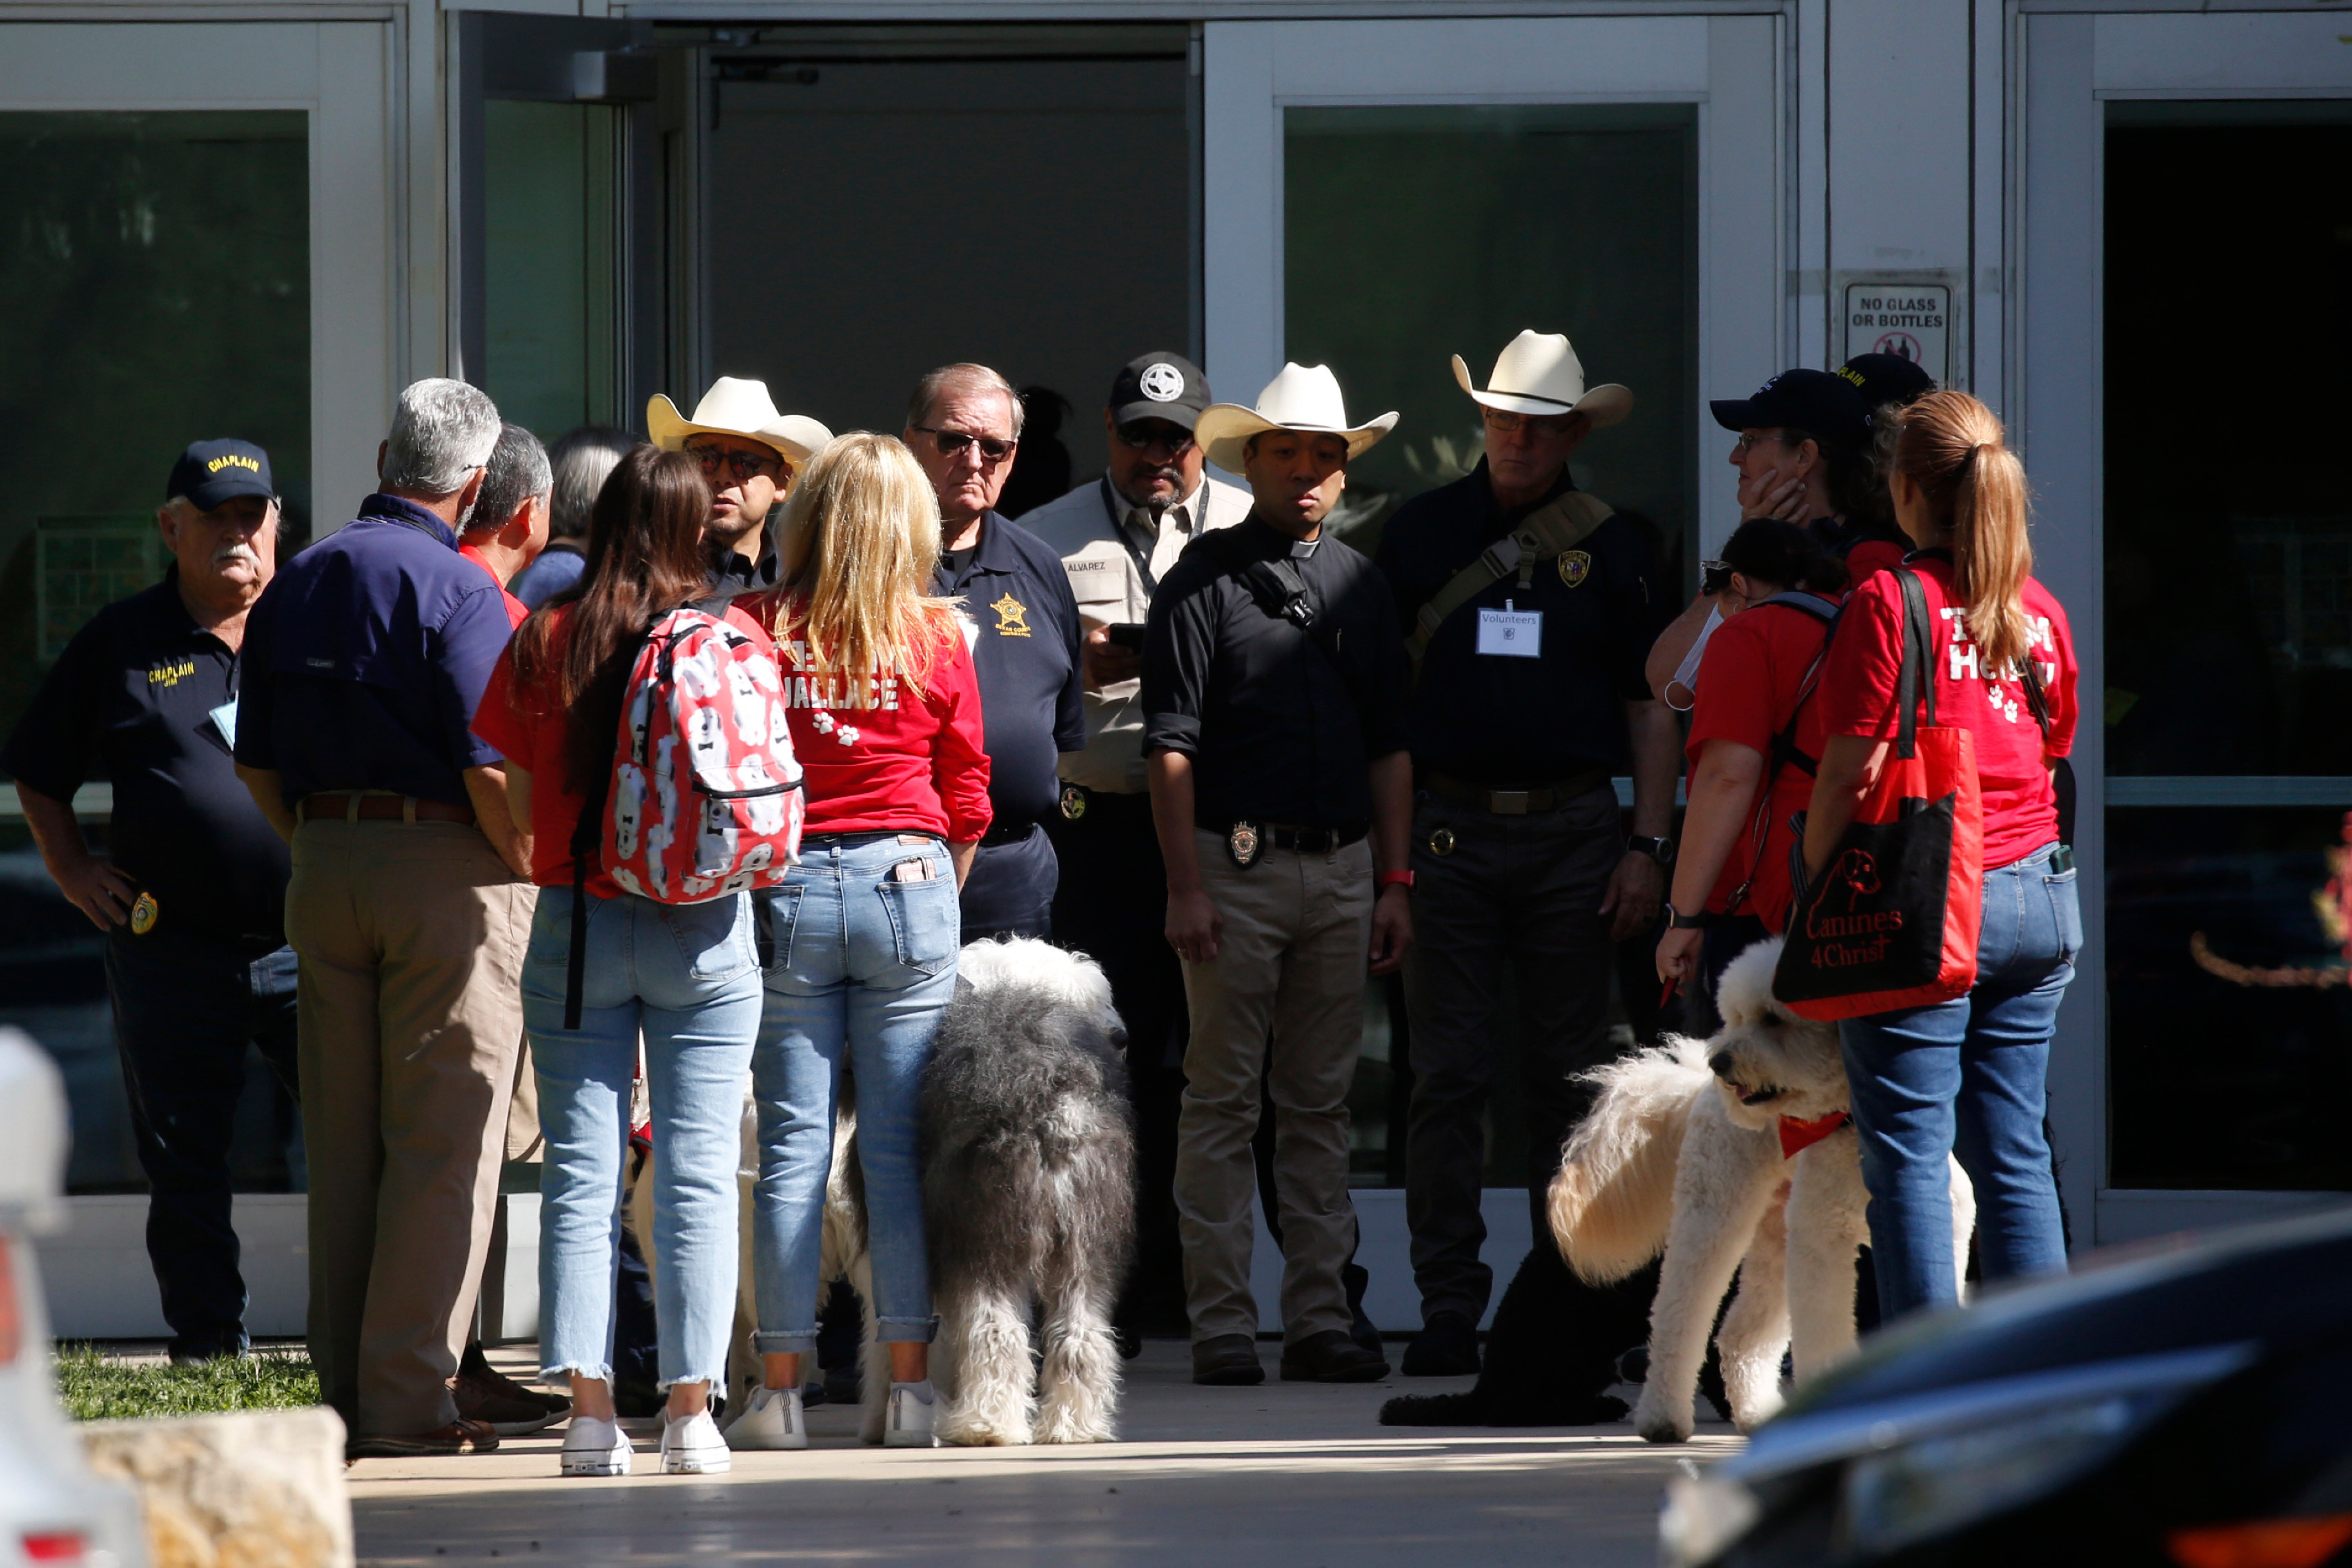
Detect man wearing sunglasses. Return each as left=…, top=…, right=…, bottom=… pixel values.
left=1020, top=351, right=1251, bottom=1338
left=648, top=377, right=832, bottom=592
left=904, top=362, right=1084, bottom=942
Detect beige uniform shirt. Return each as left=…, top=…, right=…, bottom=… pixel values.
left=1020, top=473, right=1254, bottom=793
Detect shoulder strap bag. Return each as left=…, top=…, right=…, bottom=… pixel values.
left=1773, top=568, right=1985, bottom=1020
left=1405, top=490, right=1615, bottom=662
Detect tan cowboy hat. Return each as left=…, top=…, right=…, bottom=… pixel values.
left=1192, top=363, right=1399, bottom=476
left=646, top=377, right=833, bottom=466
left=1450, top=330, right=1632, bottom=427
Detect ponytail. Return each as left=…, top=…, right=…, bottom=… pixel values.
left=1891, top=392, right=2035, bottom=675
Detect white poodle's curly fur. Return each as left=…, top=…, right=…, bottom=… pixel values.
left=1545, top=937, right=1976, bottom=1443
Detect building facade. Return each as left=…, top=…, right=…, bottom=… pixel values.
left=2, top=0, right=2345, bottom=1332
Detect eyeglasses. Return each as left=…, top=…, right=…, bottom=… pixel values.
left=1114, top=421, right=1196, bottom=456
left=1732, top=431, right=1796, bottom=456
left=1700, top=559, right=1734, bottom=596
left=684, top=441, right=785, bottom=481
left=1480, top=408, right=1582, bottom=439
left=913, top=425, right=1017, bottom=466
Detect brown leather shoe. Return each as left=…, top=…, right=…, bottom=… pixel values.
left=1280, top=1328, right=1391, bottom=1383
left=346, top=1419, right=501, bottom=1459
left=455, top=1364, right=571, bottom=1435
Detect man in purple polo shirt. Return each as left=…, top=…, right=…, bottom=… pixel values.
left=234, top=379, right=535, bottom=1459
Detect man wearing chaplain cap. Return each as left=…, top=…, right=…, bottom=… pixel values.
left=4, top=439, right=297, bottom=1366
left=1141, top=362, right=1413, bottom=1388
left=1021, top=350, right=1252, bottom=1335
left=1375, top=330, right=1677, bottom=1378
left=648, top=377, right=832, bottom=593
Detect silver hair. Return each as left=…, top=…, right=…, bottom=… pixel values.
left=906, top=363, right=1026, bottom=440
left=467, top=423, right=553, bottom=539
left=546, top=425, right=637, bottom=541
left=382, top=378, right=501, bottom=498
left=164, top=493, right=281, bottom=537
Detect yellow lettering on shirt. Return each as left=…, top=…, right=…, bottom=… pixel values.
left=147, top=659, right=197, bottom=688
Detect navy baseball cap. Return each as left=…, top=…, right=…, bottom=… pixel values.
left=1837, top=352, right=1936, bottom=411
left=167, top=439, right=275, bottom=512
left=1109, top=352, right=1210, bottom=431
left=1710, top=369, right=1871, bottom=449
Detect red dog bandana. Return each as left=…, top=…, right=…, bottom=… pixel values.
left=1779, top=1110, right=1852, bottom=1160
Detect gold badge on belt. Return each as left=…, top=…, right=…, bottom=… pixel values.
left=1558, top=550, right=1593, bottom=588
left=1428, top=827, right=1457, bottom=858
left=129, top=891, right=159, bottom=935
left=1059, top=783, right=1088, bottom=822
left=1227, top=821, right=1262, bottom=868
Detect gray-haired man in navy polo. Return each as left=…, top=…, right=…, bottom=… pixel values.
left=5, top=439, right=295, bottom=1364
left=235, top=380, right=535, bottom=1459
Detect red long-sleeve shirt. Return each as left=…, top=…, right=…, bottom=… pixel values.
left=737, top=590, right=993, bottom=843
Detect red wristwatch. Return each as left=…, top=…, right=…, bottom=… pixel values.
left=1379, top=870, right=1415, bottom=891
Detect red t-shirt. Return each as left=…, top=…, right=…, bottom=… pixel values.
left=1817, top=557, right=2078, bottom=868
left=1843, top=536, right=1907, bottom=585
left=470, top=602, right=777, bottom=895
left=1686, top=594, right=1838, bottom=932
left=459, top=543, right=529, bottom=630
left=735, top=590, right=993, bottom=844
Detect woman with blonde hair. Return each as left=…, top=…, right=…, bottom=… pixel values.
left=724, top=432, right=992, bottom=1450
left=1802, top=390, right=2082, bottom=1324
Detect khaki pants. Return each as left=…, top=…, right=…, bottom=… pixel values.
left=1174, top=831, right=1372, bottom=1345
left=287, top=819, right=530, bottom=1436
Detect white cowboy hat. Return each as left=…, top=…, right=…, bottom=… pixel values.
left=1192, top=363, right=1399, bottom=476
left=646, top=376, right=833, bottom=466
left=1450, top=330, right=1632, bottom=427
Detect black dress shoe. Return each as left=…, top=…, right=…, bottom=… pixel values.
left=1401, top=1314, right=1481, bottom=1377
left=1280, top=1329, right=1390, bottom=1383
left=1191, top=1333, right=1265, bottom=1385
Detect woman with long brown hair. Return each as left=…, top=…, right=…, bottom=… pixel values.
left=474, top=445, right=774, bottom=1476
left=723, top=432, right=991, bottom=1452
left=1802, top=390, right=2082, bottom=1323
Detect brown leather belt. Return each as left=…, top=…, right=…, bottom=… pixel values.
left=1420, top=769, right=1611, bottom=817
left=298, top=793, right=476, bottom=825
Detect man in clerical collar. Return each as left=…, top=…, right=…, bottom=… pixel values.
left=647, top=377, right=831, bottom=593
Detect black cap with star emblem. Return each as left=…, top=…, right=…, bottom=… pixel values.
left=1109, top=352, right=1210, bottom=431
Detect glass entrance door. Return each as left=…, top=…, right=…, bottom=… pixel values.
left=2020, top=9, right=2352, bottom=1245
left=0, top=20, right=394, bottom=1193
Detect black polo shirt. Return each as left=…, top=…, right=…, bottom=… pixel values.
left=711, top=535, right=780, bottom=594
left=1142, top=515, right=1410, bottom=830
left=2, top=568, right=290, bottom=951
left=1377, top=459, right=1666, bottom=785
left=931, top=510, right=1084, bottom=829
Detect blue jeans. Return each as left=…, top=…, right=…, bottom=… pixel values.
left=104, top=931, right=301, bottom=1359
left=1840, top=842, right=2081, bottom=1322
left=750, top=834, right=958, bottom=1355
left=522, top=886, right=761, bottom=1388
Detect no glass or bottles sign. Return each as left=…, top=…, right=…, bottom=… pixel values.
left=1844, top=283, right=1950, bottom=384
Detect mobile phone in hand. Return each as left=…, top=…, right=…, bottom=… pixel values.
left=1105, top=622, right=1146, bottom=651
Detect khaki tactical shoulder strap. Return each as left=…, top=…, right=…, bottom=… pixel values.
left=1406, top=490, right=1615, bottom=661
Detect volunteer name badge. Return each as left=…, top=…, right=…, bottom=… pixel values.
left=1477, top=604, right=1542, bottom=658
left=208, top=697, right=239, bottom=747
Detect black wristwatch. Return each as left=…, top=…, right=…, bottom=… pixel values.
left=1666, top=902, right=1709, bottom=930
left=1629, top=835, right=1677, bottom=868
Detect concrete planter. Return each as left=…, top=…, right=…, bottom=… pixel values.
left=79, top=1406, right=352, bottom=1568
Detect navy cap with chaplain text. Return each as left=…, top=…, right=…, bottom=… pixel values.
left=1109, top=352, right=1210, bottom=431
left=167, top=439, right=275, bottom=512
left=1709, top=369, right=1870, bottom=449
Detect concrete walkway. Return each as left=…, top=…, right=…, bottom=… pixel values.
left=348, top=1344, right=1738, bottom=1566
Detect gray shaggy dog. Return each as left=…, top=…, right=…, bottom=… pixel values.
left=841, top=937, right=1136, bottom=1446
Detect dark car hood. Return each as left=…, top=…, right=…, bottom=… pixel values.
left=1775, top=1201, right=2352, bottom=1421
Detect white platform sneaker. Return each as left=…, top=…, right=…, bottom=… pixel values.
left=721, top=1385, right=808, bottom=1451
left=559, top=1415, right=633, bottom=1477
left=884, top=1381, right=938, bottom=1448
left=660, top=1407, right=733, bottom=1474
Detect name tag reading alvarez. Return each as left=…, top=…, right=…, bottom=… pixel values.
left=1477, top=604, right=1542, bottom=659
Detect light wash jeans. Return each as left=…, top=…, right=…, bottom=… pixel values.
left=1840, top=842, right=2081, bottom=1323
left=750, top=833, right=959, bottom=1355
left=523, top=885, right=761, bottom=1388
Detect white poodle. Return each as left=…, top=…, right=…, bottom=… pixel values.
left=1545, top=938, right=1975, bottom=1443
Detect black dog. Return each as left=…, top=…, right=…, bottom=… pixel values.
left=1379, top=1247, right=1729, bottom=1428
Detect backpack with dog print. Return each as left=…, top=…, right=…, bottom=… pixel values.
left=564, top=598, right=803, bottom=1027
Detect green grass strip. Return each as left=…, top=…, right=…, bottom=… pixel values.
left=53, top=1343, right=322, bottom=1422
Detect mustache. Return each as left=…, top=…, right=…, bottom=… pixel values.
left=210, top=542, right=262, bottom=568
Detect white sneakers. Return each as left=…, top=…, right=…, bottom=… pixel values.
left=884, top=1381, right=938, bottom=1448
left=560, top=1415, right=633, bottom=1477
left=659, top=1407, right=733, bottom=1474
left=721, top=1385, right=808, bottom=1451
